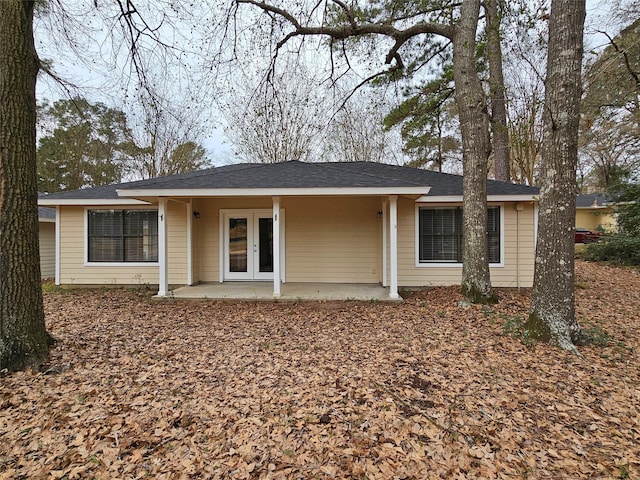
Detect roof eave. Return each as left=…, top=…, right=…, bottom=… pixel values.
left=39, top=198, right=151, bottom=206
left=116, top=186, right=432, bottom=198
left=416, top=194, right=539, bottom=203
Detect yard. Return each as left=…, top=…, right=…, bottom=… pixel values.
left=1, top=261, right=639, bottom=479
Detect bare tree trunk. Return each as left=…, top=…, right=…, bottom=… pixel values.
left=526, top=0, right=585, bottom=352
left=0, top=1, right=50, bottom=371
left=486, top=0, right=511, bottom=182
left=454, top=0, right=497, bottom=304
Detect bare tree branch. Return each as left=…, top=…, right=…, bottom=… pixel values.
left=597, top=29, right=640, bottom=95
left=235, top=0, right=454, bottom=44
left=330, top=64, right=403, bottom=121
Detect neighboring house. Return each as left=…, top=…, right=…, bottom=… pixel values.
left=38, top=161, right=539, bottom=299
left=576, top=193, right=617, bottom=232
left=38, top=205, right=56, bottom=279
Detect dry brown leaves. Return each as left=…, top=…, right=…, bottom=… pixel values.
left=1, top=261, right=638, bottom=479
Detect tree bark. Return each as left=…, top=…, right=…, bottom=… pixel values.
left=526, top=0, right=585, bottom=352
left=0, top=1, right=50, bottom=371
left=454, top=0, right=497, bottom=304
left=486, top=0, right=511, bottom=182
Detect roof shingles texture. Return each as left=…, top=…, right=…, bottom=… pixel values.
left=576, top=193, right=612, bottom=208
left=40, top=161, right=539, bottom=200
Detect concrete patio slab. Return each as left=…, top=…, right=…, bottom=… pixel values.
left=158, top=282, right=402, bottom=302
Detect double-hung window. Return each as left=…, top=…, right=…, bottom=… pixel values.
left=418, top=206, right=501, bottom=264
left=88, top=209, right=158, bottom=263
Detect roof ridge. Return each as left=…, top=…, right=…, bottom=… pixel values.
left=325, top=162, right=429, bottom=187
left=119, top=163, right=264, bottom=189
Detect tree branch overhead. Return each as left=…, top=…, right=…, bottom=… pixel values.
left=235, top=0, right=453, bottom=70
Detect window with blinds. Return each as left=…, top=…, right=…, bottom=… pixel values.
left=88, top=210, right=158, bottom=262
left=486, top=207, right=501, bottom=264
left=418, top=207, right=500, bottom=263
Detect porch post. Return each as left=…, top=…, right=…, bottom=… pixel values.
left=382, top=198, right=388, bottom=287
left=389, top=195, right=399, bottom=299
left=272, top=196, right=281, bottom=298
left=55, top=206, right=60, bottom=285
left=158, top=198, right=168, bottom=296
left=186, top=199, right=193, bottom=286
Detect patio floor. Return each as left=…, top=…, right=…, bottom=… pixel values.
left=159, top=282, right=402, bottom=302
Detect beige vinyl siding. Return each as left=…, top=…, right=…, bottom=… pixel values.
left=491, top=203, right=535, bottom=287
left=193, top=197, right=274, bottom=283
left=190, top=200, right=201, bottom=283
left=193, top=196, right=382, bottom=284
left=39, top=221, right=55, bottom=279
left=284, top=197, right=381, bottom=283
left=56, top=194, right=536, bottom=288
left=58, top=205, right=159, bottom=286
left=166, top=200, right=188, bottom=285
left=58, top=203, right=189, bottom=286
left=396, top=197, right=536, bottom=288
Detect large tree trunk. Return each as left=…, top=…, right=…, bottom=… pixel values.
left=0, top=1, right=50, bottom=371
left=486, top=0, right=511, bottom=182
left=525, top=0, right=585, bottom=352
left=453, top=0, right=496, bottom=304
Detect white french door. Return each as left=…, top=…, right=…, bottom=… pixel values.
left=223, top=210, right=275, bottom=281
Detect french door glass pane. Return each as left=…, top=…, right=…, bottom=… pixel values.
left=229, top=218, right=248, bottom=272
left=258, top=218, right=273, bottom=273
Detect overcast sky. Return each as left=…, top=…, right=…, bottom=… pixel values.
left=33, top=0, right=625, bottom=166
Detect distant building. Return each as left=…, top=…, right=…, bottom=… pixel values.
left=576, top=193, right=617, bottom=232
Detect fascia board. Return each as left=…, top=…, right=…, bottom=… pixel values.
left=39, top=198, right=151, bottom=206
left=116, top=186, right=432, bottom=197
left=415, top=194, right=539, bottom=203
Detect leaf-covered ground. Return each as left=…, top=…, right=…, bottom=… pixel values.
left=1, top=261, right=638, bottom=479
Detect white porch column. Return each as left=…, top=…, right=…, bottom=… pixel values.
left=382, top=198, right=388, bottom=287
left=158, top=198, right=168, bottom=296
left=389, top=195, right=399, bottom=299
left=186, top=199, right=193, bottom=286
left=272, top=196, right=281, bottom=298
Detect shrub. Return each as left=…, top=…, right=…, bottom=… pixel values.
left=582, top=236, right=640, bottom=266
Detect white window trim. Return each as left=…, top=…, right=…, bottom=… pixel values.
left=414, top=203, right=505, bottom=268
left=84, top=206, right=160, bottom=267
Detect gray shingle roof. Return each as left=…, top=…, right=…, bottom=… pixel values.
left=38, top=206, right=56, bottom=220
left=40, top=161, right=539, bottom=200
left=37, top=193, right=56, bottom=219
left=576, top=193, right=612, bottom=208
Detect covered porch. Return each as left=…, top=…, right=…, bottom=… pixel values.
left=151, top=194, right=408, bottom=301
left=162, top=281, right=402, bottom=302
